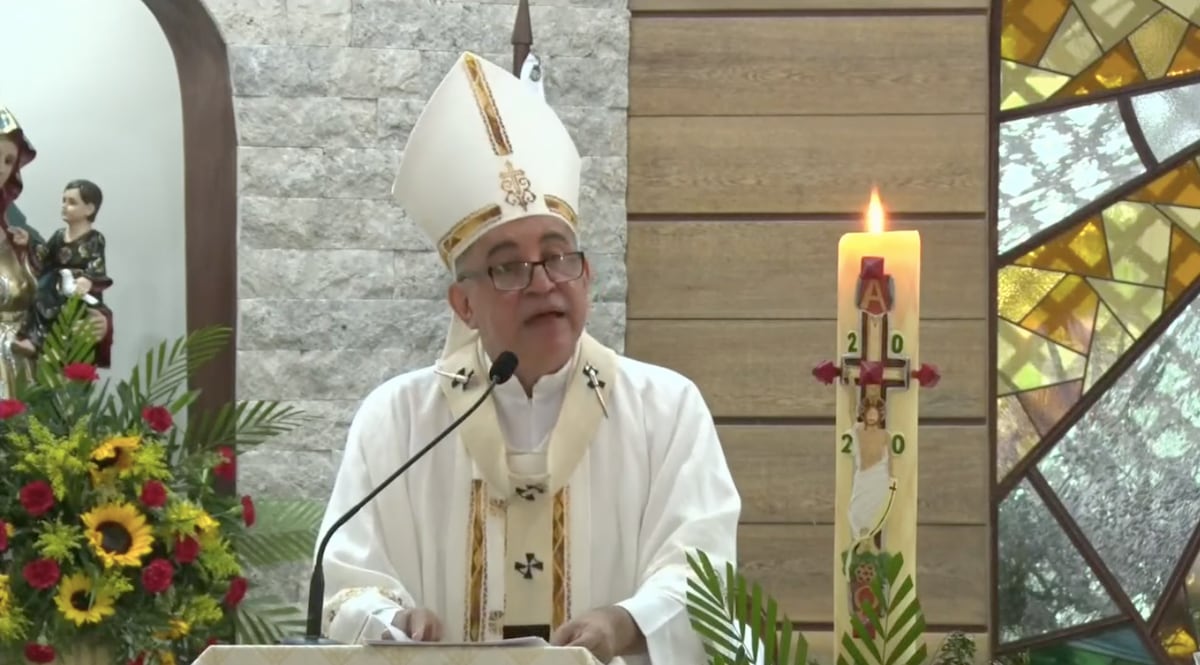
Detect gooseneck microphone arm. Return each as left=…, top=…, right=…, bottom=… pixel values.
left=287, top=351, right=519, bottom=644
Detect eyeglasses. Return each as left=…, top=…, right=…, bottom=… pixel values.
left=461, top=251, right=586, bottom=291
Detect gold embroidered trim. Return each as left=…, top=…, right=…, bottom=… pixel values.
left=462, top=54, right=512, bottom=157
left=464, top=479, right=488, bottom=641
left=439, top=204, right=502, bottom=265
left=551, top=487, right=570, bottom=630
left=544, top=195, right=578, bottom=227
left=500, top=161, right=536, bottom=211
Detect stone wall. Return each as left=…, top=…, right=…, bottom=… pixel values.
left=199, top=0, right=629, bottom=600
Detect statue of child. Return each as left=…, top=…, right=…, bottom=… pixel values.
left=11, top=179, right=114, bottom=367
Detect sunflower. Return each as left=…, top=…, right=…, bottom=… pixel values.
left=81, top=502, right=154, bottom=568
left=89, top=436, right=142, bottom=485
left=54, top=572, right=117, bottom=626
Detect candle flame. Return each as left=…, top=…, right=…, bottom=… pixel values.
left=866, top=187, right=886, bottom=234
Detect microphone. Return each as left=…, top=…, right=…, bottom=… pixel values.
left=282, top=351, right=519, bottom=645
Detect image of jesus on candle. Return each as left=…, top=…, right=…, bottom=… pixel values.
left=848, top=393, right=893, bottom=549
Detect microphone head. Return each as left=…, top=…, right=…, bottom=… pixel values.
left=489, top=352, right=519, bottom=384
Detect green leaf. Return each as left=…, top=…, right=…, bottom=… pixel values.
left=830, top=551, right=932, bottom=665
left=856, top=602, right=884, bottom=664
left=234, top=596, right=306, bottom=645
left=233, top=498, right=324, bottom=569
left=685, top=550, right=752, bottom=663
left=37, top=296, right=97, bottom=369
left=685, top=549, right=813, bottom=665
left=841, top=631, right=872, bottom=665
left=84, top=325, right=233, bottom=431
left=182, top=400, right=310, bottom=455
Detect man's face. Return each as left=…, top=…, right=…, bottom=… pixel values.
left=0, top=138, right=18, bottom=188
left=449, top=215, right=591, bottom=383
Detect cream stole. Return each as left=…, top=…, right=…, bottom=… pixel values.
left=437, top=332, right=617, bottom=641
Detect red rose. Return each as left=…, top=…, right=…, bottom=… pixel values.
left=213, top=446, right=236, bottom=483
left=63, top=362, right=99, bottom=382
left=24, top=644, right=56, bottom=664
left=129, top=654, right=145, bottom=665
left=241, top=495, right=256, bottom=527
left=224, top=576, right=248, bottom=608
left=140, top=480, right=167, bottom=508
left=22, top=558, right=61, bottom=590
left=141, top=558, right=174, bottom=594
left=0, top=398, right=26, bottom=419
left=174, top=535, right=200, bottom=564
left=0, top=520, right=9, bottom=551
left=141, top=405, right=173, bottom=432
left=19, top=481, right=55, bottom=517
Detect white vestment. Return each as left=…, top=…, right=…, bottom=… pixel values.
left=317, top=330, right=742, bottom=665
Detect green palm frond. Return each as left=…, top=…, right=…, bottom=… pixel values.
left=34, top=296, right=96, bottom=377
left=234, top=498, right=323, bottom=569
left=178, top=400, right=310, bottom=456
left=838, top=552, right=928, bottom=665
left=99, top=326, right=231, bottom=424
left=234, top=596, right=307, bottom=645
left=685, top=549, right=813, bottom=665
left=231, top=498, right=323, bottom=644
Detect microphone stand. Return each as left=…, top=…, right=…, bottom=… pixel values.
left=281, top=360, right=514, bottom=645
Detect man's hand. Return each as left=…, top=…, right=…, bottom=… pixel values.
left=390, top=608, right=444, bottom=642
left=551, top=606, right=645, bottom=663
left=10, top=228, right=28, bottom=247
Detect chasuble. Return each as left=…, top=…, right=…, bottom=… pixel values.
left=318, top=331, right=742, bottom=665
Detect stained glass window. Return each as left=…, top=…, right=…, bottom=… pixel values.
left=995, top=1, right=1200, bottom=662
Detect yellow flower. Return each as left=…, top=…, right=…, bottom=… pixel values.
left=54, top=573, right=117, bottom=626
left=35, top=521, right=85, bottom=562
left=89, top=436, right=141, bottom=485
left=157, top=652, right=177, bottom=665
left=13, top=417, right=90, bottom=497
left=197, top=529, right=241, bottom=578
left=0, top=603, right=29, bottom=641
left=0, top=573, right=27, bottom=642
left=182, top=595, right=223, bottom=626
left=163, top=500, right=219, bottom=537
left=154, top=618, right=191, bottom=640
left=129, top=441, right=171, bottom=481
left=81, top=502, right=154, bottom=568
left=1164, top=626, right=1197, bottom=657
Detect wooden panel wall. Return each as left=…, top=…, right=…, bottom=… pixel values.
left=622, top=1, right=992, bottom=659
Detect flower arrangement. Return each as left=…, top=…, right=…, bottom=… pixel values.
left=0, top=297, right=308, bottom=665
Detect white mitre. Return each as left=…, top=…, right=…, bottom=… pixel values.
left=392, top=51, right=582, bottom=360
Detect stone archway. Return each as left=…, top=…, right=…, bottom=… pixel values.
left=140, top=0, right=236, bottom=414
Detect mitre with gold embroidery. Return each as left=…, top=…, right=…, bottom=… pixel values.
left=392, top=51, right=582, bottom=358
left=393, top=52, right=580, bottom=269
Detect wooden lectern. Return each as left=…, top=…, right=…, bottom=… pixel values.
left=193, top=644, right=603, bottom=665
